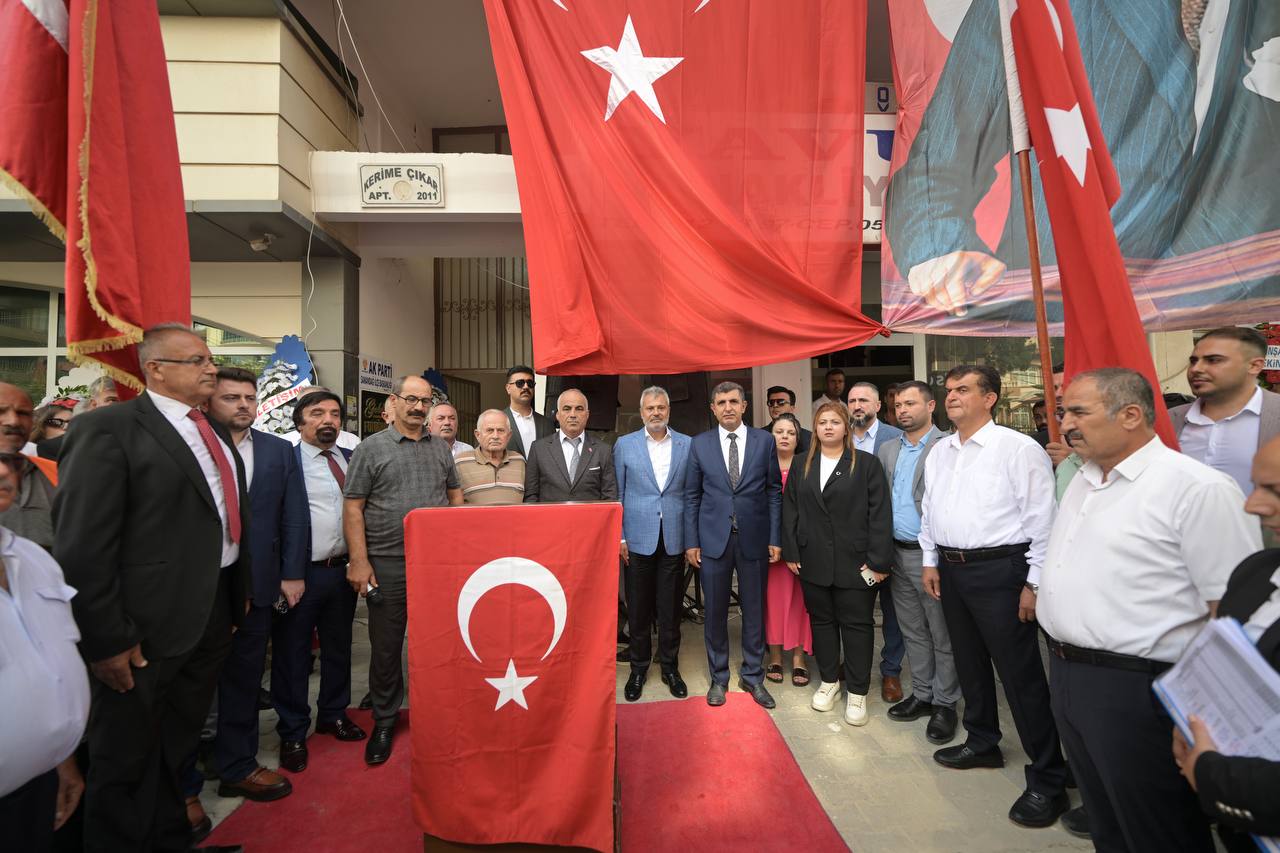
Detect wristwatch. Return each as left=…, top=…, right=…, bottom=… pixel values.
left=1024, top=582, right=1040, bottom=594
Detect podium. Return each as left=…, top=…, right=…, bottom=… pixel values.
left=405, top=503, right=623, bottom=852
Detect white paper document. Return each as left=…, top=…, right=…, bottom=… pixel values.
left=1153, top=618, right=1280, bottom=852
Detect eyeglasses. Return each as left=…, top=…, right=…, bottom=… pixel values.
left=45, top=418, right=69, bottom=429
left=510, top=379, right=535, bottom=389
left=152, top=355, right=216, bottom=367
left=394, top=394, right=431, bottom=407
left=767, top=398, right=790, bottom=407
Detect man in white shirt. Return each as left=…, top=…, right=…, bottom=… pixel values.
left=918, top=364, right=1068, bottom=828
left=1039, top=368, right=1260, bottom=852
left=812, top=368, right=847, bottom=415
left=272, top=390, right=366, bottom=778
left=1170, top=326, right=1280, bottom=497
left=427, top=401, right=474, bottom=459
left=504, top=365, right=552, bottom=457
left=613, top=386, right=692, bottom=702
left=0, top=457, right=88, bottom=850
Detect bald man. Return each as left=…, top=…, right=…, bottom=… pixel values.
left=523, top=389, right=617, bottom=503
left=0, top=382, right=59, bottom=549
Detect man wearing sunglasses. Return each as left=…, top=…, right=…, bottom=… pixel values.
left=765, top=386, right=811, bottom=455
left=504, top=365, right=552, bottom=458
left=0, top=382, right=59, bottom=551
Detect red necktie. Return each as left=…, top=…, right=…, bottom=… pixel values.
left=186, top=409, right=242, bottom=544
left=321, top=449, right=346, bottom=490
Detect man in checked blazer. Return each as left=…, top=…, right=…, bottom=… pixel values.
left=614, top=385, right=692, bottom=702
left=523, top=388, right=617, bottom=504
left=876, top=380, right=958, bottom=744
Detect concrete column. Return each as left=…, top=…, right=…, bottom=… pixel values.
left=304, top=257, right=360, bottom=432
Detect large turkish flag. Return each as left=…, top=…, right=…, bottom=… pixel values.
left=1007, top=0, right=1175, bottom=445
left=484, top=0, right=881, bottom=375
left=405, top=503, right=621, bottom=852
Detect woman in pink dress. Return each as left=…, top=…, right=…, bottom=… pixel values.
left=764, top=413, right=813, bottom=686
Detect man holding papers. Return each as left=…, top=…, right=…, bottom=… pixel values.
left=1037, top=369, right=1261, bottom=853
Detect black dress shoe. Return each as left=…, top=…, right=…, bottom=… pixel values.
left=1060, top=805, right=1091, bottom=838
left=623, top=671, right=646, bottom=702
left=706, top=682, right=727, bottom=706
left=257, top=687, right=272, bottom=711
left=358, top=691, right=373, bottom=710
left=195, top=846, right=244, bottom=852
left=365, top=725, right=394, bottom=766
left=279, top=740, right=308, bottom=773
left=737, top=677, right=776, bottom=709
left=887, top=695, right=934, bottom=721
left=1008, top=789, right=1069, bottom=828
left=315, top=715, right=367, bottom=741
left=661, top=671, right=688, bottom=698
left=926, top=706, right=958, bottom=744
left=933, top=743, right=1005, bottom=770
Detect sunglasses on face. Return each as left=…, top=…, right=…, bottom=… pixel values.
left=510, top=379, right=535, bottom=389
left=767, top=398, right=790, bottom=407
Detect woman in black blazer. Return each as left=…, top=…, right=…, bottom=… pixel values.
left=782, top=402, right=893, bottom=726
left=1173, top=437, right=1280, bottom=849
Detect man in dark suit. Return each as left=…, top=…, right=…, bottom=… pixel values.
left=523, top=388, right=617, bottom=503
left=203, top=367, right=307, bottom=802
left=684, top=381, right=783, bottom=709
left=504, top=365, right=553, bottom=457
left=765, top=385, right=811, bottom=454
left=53, top=324, right=252, bottom=852
left=272, top=390, right=365, bottom=776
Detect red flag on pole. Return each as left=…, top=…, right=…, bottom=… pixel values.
left=405, top=503, right=621, bottom=852
left=483, top=0, right=882, bottom=375
left=0, top=0, right=190, bottom=395
left=1004, top=0, right=1176, bottom=446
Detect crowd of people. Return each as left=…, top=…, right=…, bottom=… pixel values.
left=1, top=323, right=1278, bottom=853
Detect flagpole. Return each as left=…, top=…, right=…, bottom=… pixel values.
left=999, top=0, right=1060, bottom=445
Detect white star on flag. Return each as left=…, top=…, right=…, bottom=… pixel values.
left=581, top=16, right=683, bottom=123
left=1044, top=104, right=1090, bottom=186
left=485, top=659, right=538, bottom=710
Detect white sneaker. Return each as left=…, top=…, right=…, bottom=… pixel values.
left=811, top=681, right=841, bottom=712
left=845, top=693, right=869, bottom=726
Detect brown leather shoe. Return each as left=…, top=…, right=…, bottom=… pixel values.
left=187, top=795, right=212, bottom=845
left=217, top=766, right=293, bottom=802
left=881, top=675, right=904, bottom=703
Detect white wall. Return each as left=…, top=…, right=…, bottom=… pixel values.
left=358, top=257, right=435, bottom=379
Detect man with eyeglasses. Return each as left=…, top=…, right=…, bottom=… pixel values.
left=765, top=386, right=811, bottom=455
left=53, top=323, right=253, bottom=852
left=504, top=365, right=552, bottom=458
left=343, top=374, right=462, bottom=767
left=0, top=382, right=60, bottom=551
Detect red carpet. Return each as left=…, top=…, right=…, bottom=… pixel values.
left=208, top=699, right=846, bottom=852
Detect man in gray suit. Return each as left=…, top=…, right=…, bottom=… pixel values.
left=524, top=389, right=617, bottom=503
left=504, top=365, right=553, bottom=458
left=877, top=380, right=958, bottom=744
left=848, top=381, right=907, bottom=701
left=1169, top=326, right=1280, bottom=498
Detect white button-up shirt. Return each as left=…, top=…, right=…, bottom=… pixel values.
left=0, top=529, right=91, bottom=797
left=511, top=408, right=537, bottom=456
left=918, top=419, right=1056, bottom=583
left=559, top=430, right=585, bottom=473
left=645, top=429, right=673, bottom=491
left=1178, top=387, right=1262, bottom=496
left=148, top=390, right=240, bottom=568
left=852, top=418, right=880, bottom=454
left=299, top=441, right=347, bottom=561
left=449, top=439, right=475, bottom=460
left=1039, top=437, right=1261, bottom=661
left=719, top=424, right=747, bottom=479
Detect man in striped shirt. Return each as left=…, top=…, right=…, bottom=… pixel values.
left=457, top=409, right=526, bottom=506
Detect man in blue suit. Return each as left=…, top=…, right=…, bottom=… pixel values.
left=272, top=389, right=366, bottom=776
left=205, top=368, right=308, bottom=803
left=684, top=381, right=783, bottom=708
left=615, top=386, right=692, bottom=702
left=848, top=382, right=908, bottom=703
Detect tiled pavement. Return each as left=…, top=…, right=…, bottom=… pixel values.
left=202, top=600, right=1093, bottom=852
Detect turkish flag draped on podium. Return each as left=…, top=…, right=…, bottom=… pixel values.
left=405, top=503, right=622, bottom=852
left=483, top=0, right=882, bottom=375
left=0, top=0, right=191, bottom=394
left=1004, top=0, right=1176, bottom=445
